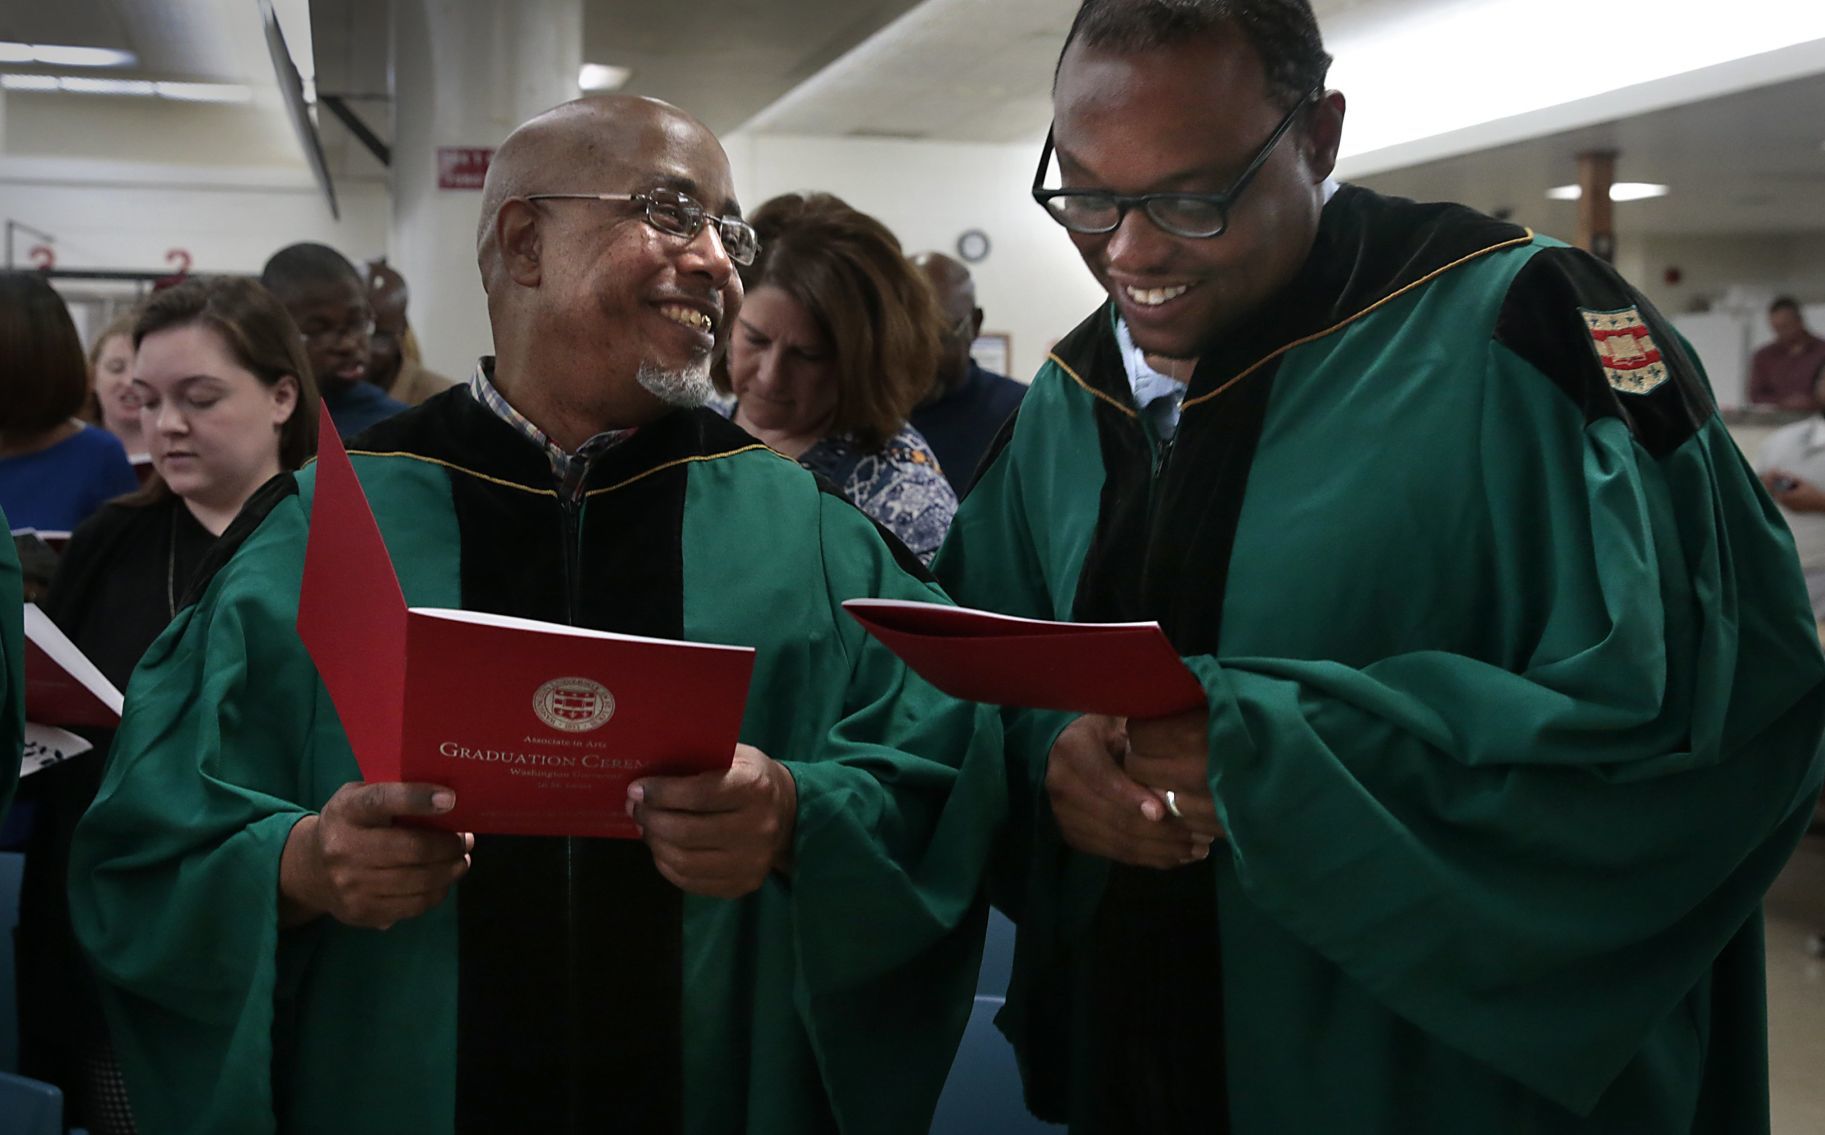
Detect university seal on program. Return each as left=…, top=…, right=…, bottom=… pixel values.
left=533, top=677, right=616, bottom=733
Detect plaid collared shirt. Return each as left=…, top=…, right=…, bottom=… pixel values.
left=468, top=359, right=633, bottom=500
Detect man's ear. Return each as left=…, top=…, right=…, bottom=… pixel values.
left=1303, top=90, right=1347, bottom=183
left=970, top=307, right=985, bottom=339
left=496, top=199, right=544, bottom=287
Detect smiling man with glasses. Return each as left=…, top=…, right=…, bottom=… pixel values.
left=934, top=1, right=1825, bottom=1132
left=72, top=94, right=1007, bottom=1135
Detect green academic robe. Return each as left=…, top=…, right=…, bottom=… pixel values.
left=935, top=186, right=1825, bottom=1133
left=69, top=392, right=1006, bottom=1134
left=1, top=504, right=21, bottom=820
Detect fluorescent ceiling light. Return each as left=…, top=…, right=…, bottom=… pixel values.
left=0, top=41, right=137, bottom=68
left=155, top=81, right=254, bottom=104
left=58, top=76, right=156, bottom=96
left=579, top=63, right=631, bottom=91
left=1545, top=183, right=1671, bottom=202
left=0, top=73, right=252, bottom=103
left=32, top=44, right=137, bottom=68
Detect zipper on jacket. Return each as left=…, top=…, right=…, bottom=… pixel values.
left=558, top=489, right=583, bottom=1128
left=559, top=494, right=582, bottom=626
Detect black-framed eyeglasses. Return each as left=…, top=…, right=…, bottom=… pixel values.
left=1031, top=84, right=1323, bottom=239
left=526, top=187, right=761, bottom=266
left=298, top=315, right=376, bottom=348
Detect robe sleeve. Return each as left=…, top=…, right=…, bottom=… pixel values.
left=781, top=489, right=1010, bottom=1133
left=1, top=513, right=22, bottom=819
left=1189, top=293, right=1825, bottom=1114
left=67, top=490, right=321, bottom=1135
left=932, top=416, right=1080, bottom=921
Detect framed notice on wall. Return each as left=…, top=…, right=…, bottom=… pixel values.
left=971, top=332, right=1010, bottom=377
left=437, top=147, right=494, bottom=190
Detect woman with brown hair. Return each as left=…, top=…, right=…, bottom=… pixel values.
left=23, top=276, right=318, bottom=1135
left=717, top=192, right=958, bottom=563
left=0, top=273, right=139, bottom=531
left=46, top=276, right=319, bottom=681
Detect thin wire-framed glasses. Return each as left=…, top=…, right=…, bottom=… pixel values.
left=526, top=187, right=761, bottom=266
left=1031, top=84, right=1323, bottom=239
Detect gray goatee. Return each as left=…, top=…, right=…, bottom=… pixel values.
left=635, top=357, right=714, bottom=408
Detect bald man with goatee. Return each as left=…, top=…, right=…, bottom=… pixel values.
left=70, top=95, right=1006, bottom=1135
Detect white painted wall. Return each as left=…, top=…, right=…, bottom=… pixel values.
left=726, top=131, right=1109, bottom=383
left=1, top=90, right=391, bottom=350
left=1618, top=233, right=1825, bottom=319
left=0, top=162, right=388, bottom=279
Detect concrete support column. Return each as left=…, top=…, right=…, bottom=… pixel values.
left=389, top=0, right=581, bottom=381
left=1576, top=150, right=1617, bottom=264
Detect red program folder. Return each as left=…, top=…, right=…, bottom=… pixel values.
left=843, top=598, right=1206, bottom=718
left=24, top=603, right=123, bottom=730
left=297, top=405, right=755, bottom=839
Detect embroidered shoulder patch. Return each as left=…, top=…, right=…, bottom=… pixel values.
left=1581, top=306, right=1668, bottom=395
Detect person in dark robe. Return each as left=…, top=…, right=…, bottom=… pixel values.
left=70, top=94, right=1004, bottom=1135
left=25, top=276, right=319, bottom=1135
left=908, top=251, right=1026, bottom=495
left=261, top=243, right=406, bottom=436
left=933, top=1, right=1825, bottom=1132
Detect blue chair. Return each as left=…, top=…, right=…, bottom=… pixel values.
left=0, top=850, right=23, bottom=1073
left=931, top=995, right=1062, bottom=1133
left=978, top=909, right=1016, bottom=997
left=0, top=1069, right=62, bottom=1135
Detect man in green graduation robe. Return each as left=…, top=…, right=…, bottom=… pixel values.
left=934, top=2, right=1825, bottom=1131
left=69, top=95, right=1004, bottom=1134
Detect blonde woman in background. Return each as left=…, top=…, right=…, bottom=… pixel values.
left=86, top=310, right=146, bottom=460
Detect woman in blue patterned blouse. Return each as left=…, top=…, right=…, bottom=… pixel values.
left=715, top=193, right=957, bottom=564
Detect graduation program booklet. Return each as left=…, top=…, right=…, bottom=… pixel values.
left=842, top=599, right=1207, bottom=718
left=24, top=603, right=123, bottom=730
left=297, top=405, right=755, bottom=839
left=23, top=723, right=94, bottom=777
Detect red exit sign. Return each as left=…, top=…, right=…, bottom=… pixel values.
left=437, top=147, right=494, bottom=190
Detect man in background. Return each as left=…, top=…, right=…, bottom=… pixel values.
left=935, top=0, right=1825, bottom=1130
left=364, top=258, right=461, bottom=406
left=1747, top=296, right=1825, bottom=411
left=261, top=243, right=406, bottom=434
left=909, top=251, right=1026, bottom=494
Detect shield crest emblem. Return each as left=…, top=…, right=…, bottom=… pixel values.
left=1582, top=306, right=1669, bottom=395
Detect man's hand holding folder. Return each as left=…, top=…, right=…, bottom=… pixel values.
left=1051, top=718, right=1219, bottom=872
left=630, top=744, right=799, bottom=898
left=842, top=597, right=1223, bottom=867
left=279, top=782, right=473, bottom=930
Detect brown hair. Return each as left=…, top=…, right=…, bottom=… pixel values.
left=717, top=193, right=940, bottom=451
left=0, top=272, right=90, bottom=438
left=122, top=276, right=320, bottom=505
left=82, top=307, right=142, bottom=425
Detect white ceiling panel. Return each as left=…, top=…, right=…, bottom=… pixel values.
left=1354, top=71, right=1825, bottom=236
